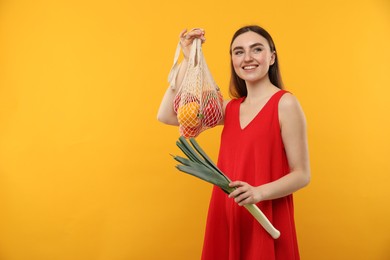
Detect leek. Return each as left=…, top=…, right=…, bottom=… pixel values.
left=172, top=136, right=281, bottom=239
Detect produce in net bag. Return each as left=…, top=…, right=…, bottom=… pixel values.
left=168, top=38, right=223, bottom=138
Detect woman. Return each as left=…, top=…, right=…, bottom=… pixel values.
left=157, top=25, right=310, bottom=260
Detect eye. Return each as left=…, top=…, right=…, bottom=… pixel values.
left=253, top=47, right=263, bottom=53
left=233, top=50, right=244, bottom=55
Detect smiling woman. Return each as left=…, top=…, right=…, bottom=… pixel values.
left=157, top=25, right=310, bottom=260
left=229, top=26, right=283, bottom=98
left=0, top=0, right=389, bottom=259
left=231, top=35, right=276, bottom=90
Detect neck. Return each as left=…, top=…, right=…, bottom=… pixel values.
left=245, top=77, right=277, bottom=102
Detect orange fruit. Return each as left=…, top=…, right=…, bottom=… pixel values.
left=177, top=102, right=200, bottom=128
left=180, top=125, right=201, bottom=138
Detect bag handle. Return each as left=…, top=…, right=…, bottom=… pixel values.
left=167, top=41, right=182, bottom=90
left=188, top=38, right=202, bottom=67
left=167, top=39, right=202, bottom=90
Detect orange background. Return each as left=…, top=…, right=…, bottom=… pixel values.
left=0, top=0, right=389, bottom=259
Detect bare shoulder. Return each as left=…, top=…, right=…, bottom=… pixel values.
left=279, top=92, right=303, bottom=112
left=217, top=99, right=231, bottom=125
left=278, top=92, right=306, bottom=126
left=279, top=92, right=299, bottom=108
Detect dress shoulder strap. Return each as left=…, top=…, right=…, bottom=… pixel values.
left=274, top=90, right=289, bottom=100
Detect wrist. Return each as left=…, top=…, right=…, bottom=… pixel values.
left=255, top=186, right=266, bottom=202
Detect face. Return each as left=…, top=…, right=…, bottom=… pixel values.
left=231, top=31, right=275, bottom=84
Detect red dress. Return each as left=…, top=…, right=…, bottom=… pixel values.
left=201, top=90, right=300, bottom=260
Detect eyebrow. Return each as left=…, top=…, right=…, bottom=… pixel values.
left=232, top=43, right=264, bottom=52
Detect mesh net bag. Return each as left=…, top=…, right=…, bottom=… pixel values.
left=168, top=39, right=223, bottom=138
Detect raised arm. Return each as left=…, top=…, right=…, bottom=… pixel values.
left=157, top=28, right=206, bottom=125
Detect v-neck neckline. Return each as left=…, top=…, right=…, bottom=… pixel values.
left=239, top=90, right=282, bottom=130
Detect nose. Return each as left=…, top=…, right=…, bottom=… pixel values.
left=243, top=51, right=253, bottom=62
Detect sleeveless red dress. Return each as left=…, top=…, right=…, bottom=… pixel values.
left=201, top=90, right=300, bottom=260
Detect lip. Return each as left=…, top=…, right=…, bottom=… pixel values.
left=242, top=64, right=258, bottom=70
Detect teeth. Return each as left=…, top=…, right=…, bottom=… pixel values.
left=243, top=65, right=257, bottom=70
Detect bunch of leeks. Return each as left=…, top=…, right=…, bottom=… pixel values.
left=172, top=136, right=280, bottom=239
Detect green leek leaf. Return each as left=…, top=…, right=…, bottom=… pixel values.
left=188, top=137, right=232, bottom=183
left=175, top=164, right=232, bottom=193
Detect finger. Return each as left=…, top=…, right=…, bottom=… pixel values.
left=235, top=193, right=251, bottom=205
left=229, top=181, right=245, bottom=188
left=229, top=181, right=238, bottom=187
left=238, top=196, right=253, bottom=206
left=186, top=29, right=205, bottom=39
left=234, top=193, right=245, bottom=203
left=179, top=28, right=188, bottom=38
left=228, top=183, right=241, bottom=196
left=228, top=187, right=246, bottom=199
left=189, top=28, right=204, bottom=34
left=228, top=189, right=239, bottom=198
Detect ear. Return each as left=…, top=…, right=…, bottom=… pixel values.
left=270, top=51, right=276, bottom=65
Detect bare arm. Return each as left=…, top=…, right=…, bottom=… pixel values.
left=157, top=59, right=188, bottom=125
left=157, top=29, right=205, bottom=125
left=229, top=93, right=310, bottom=205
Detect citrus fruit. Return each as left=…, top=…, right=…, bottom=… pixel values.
left=177, top=102, right=200, bottom=128
left=180, top=125, right=201, bottom=138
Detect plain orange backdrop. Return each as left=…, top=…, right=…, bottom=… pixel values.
left=0, top=0, right=389, bottom=259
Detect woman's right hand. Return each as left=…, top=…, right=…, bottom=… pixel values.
left=179, top=28, right=206, bottom=60
left=157, top=28, right=205, bottom=125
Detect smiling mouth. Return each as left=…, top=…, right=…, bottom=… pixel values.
left=242, top=65, right=258, bottom=70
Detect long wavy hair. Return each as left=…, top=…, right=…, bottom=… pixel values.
left=229, top=25, right=284, bottom=98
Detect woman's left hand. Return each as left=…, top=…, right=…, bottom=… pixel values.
left=228, top=181, right=263, bottom=206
